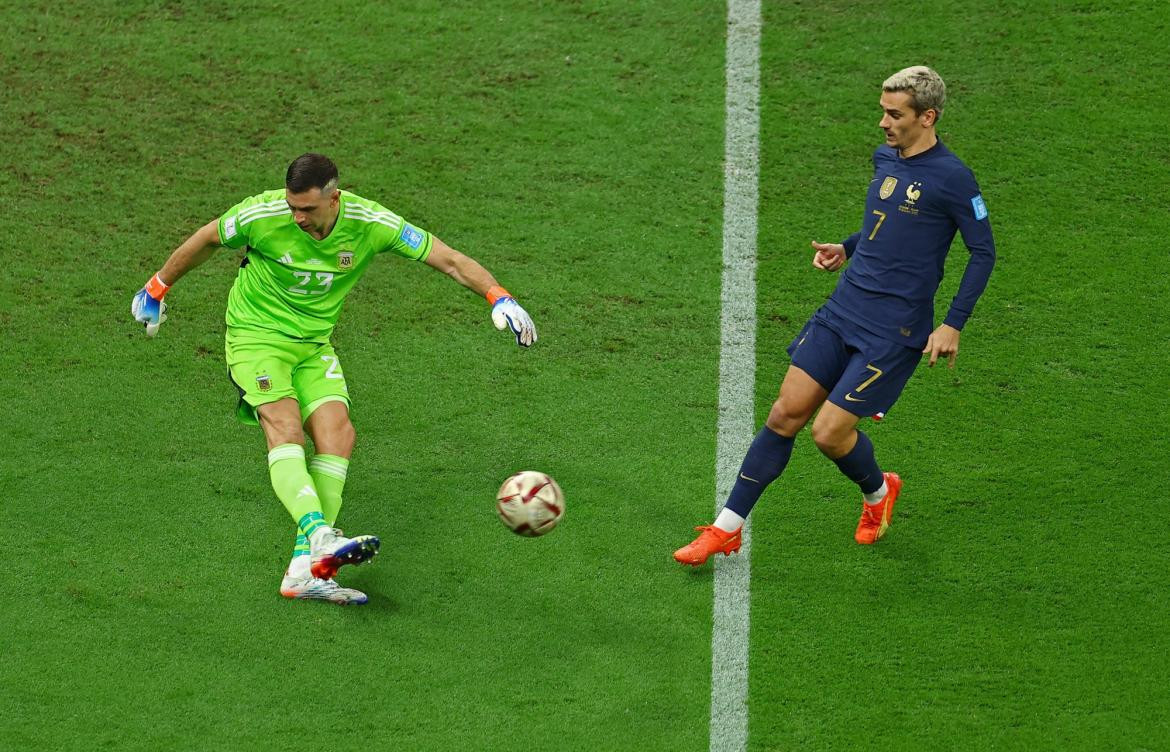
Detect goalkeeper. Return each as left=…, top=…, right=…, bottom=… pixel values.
left=132, top=153, right=537, bottom=605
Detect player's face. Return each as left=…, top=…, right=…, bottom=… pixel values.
left=878, top=91, right=936, bottom=155
left=286, top=187, right=340, bottom=239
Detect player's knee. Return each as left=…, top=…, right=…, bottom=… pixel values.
left=765, top=399, right=811, bottom=436
left=269, top=424, right=303, bottom=448
left=318, top=415, right=356, bottom=456
left=810, top=420, right=851, bottom=457
left=337, top=418, right=356, bottom=452
left=259, top=407, right=305, bottom=447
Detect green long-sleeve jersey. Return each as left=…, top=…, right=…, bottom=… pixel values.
left=218, top=189, right=433, bottom=340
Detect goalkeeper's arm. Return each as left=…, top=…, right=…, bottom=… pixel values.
left=157, top=219, right=223, bottom=286
left=132, top=220, right=222, bottom=335
left=423, top=238, right=537, bottom=347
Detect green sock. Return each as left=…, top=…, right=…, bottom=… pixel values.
left=267, top=444, right=326, bottom=529
left=309, top=454, right=350, bottom=527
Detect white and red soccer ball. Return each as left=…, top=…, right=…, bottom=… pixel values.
left=496, top=471, right=564, bottom=537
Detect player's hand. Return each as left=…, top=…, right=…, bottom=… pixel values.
left=811, top=241, right=846, bottom=272
left=923, top=323, right=960, bottom=368
left=491, top=297, right=537, bottom=347
left=131, top=273, right=170, bottom=337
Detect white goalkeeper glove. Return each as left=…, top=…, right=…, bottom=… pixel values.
left=131, top=272, right=170, bottom=337
left=487, top=286, right=537, bottom=347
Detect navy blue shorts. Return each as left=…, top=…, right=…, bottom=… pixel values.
left=786, top=307, right=922, bottom=418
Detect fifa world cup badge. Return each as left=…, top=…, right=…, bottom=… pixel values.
left=256, top=375, right=272, bottom=392
left=338, top=252, right=354, bottom=270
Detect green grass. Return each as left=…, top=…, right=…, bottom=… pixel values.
left=2, top=1, right=1168, bottom=750
left=749, top=2, right=1170, bottom=750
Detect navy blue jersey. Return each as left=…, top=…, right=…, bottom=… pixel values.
left=824, top=141, right=995, bottom=348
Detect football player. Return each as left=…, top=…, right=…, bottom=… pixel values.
left=133, top=154, right=536, bottom=603
left=676, top=66, right=995, bottom=564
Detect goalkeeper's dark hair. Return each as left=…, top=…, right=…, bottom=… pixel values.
left=286, top=153, right=339, bottom=195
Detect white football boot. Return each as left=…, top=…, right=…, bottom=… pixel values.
left=280, top=574, right=369, bottom=606
left=310, top=528, right=380, bottom=580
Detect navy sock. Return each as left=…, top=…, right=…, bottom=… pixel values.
left=724, top=426, right=795, bottom=518
left=831, top=430, right=884, bottom=494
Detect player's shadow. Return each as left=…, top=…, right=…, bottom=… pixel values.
left=349, top=572, right=400, bottom=614
left=682, top=565, right=716, bottom=581
left=364, top=591, right=400, bottom=614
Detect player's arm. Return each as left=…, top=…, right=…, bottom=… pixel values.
left=824, top=154, right=881, bottom=269
left=423, top=237, right=498, bottom=295
left=131, top=220, right=221, bottom=336
left=811, top=221, right=863, bottom=271
left=158, top=219, right=222, bottom=286
left=841, top=231, right=862, bottom=258
left=423, top=238, right=537, bottom=347
left=925, top=171, right=997, bottom=367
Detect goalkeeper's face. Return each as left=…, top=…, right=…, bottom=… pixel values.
left=286, top=187, right=340, bottom=239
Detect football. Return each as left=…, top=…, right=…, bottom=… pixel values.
left=496, top=471, right=565, bottom=537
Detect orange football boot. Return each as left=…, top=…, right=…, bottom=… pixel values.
left=674, top=525, right=743, bottom=566
left=854, top=472, right=902, bottom=544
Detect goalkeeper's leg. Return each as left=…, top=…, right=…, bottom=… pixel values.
left=282, top=454, right=347, bottom=580
left=311, top=454, right=349, bottom=526
left=262, top=401, right=373, bottom=600
left=299, top=399, right=375, bottom=579
left=259, top=399, right=334, bottom=580
left=270, top=441, right=372, bottom=583
left=304, top=399, right=355, bottom=526
left=267, top=443, right=330, bottom=548
left=260, top=400, right=329, bottom=534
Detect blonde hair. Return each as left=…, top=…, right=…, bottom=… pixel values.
left=883, top=66, right=946, bottom=119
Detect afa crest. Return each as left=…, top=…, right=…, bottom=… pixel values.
left=256, top=374, right=272, bottom=392
left=338, top=252, right=354, bottom=270
left=879, top=176, right=898, bottom=200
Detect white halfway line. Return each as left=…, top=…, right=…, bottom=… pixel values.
left=711, top=1, right=760, bottom=752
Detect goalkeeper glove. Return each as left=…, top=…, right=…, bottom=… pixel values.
left=487, top=286, right=537, bottom=348
left=131, top=272, right=170, bottom=337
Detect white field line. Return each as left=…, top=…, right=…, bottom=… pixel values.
left=711, top=1, right=760, bottom=751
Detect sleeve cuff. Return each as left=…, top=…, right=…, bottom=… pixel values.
left=942, top=312, right=967, bottom=331
left=485, top=285, right=512, bottom=306
left=146, top=272, right=171, bottom=299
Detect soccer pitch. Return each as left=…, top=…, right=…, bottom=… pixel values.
left=3, top=1, right=1168, bottom=750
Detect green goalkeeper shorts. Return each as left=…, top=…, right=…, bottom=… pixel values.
left=225, top=329, right=350, bottom=426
